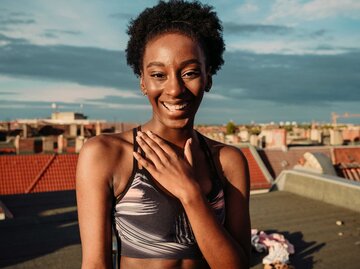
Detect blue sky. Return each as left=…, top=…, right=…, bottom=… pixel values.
left=0, top=0, right=359, bottom=124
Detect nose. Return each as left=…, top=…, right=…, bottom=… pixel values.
left=165, top=73, right=185, bottom=96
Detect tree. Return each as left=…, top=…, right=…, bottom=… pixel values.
left=226, top=121, right=236, bottom=134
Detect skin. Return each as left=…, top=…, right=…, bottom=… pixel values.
left=76, top=33, right=251, bottom=269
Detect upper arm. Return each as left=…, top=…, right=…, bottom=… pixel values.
left=76, top=136, right=115, bottom=268
left=219, top=145, right=251, bottom=260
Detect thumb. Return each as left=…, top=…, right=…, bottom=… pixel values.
left=184, top=138, right=193, bottom=166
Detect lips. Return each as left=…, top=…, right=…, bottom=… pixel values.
left=161, top=101, right=189, bottom=112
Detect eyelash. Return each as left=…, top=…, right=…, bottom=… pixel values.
left=149, top=70, right=200, bottom=80
left=182, top=70, right=200, bottom=78
left=150, top=72, right=165, bottom=79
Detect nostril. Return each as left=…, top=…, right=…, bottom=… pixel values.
left=166, top=81, right=185, bottom=95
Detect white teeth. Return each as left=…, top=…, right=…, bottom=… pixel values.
left=162, top=102, right=188, bottom=111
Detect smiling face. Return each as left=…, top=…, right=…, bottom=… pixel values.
left=141, top=33, right=210, bottom=130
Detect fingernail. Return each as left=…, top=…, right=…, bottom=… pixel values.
left=146, top=130, right=152, bottom=136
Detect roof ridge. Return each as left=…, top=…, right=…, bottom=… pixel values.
left=25, top=154, right=57, bottom=193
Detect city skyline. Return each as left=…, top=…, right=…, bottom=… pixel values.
left=1, top=0, right=360, bottom=124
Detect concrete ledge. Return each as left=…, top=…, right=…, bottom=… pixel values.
left=272, top=169, right=360, bottom=212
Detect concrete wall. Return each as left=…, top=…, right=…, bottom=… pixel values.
left=273, top=169, right=360, bottom=213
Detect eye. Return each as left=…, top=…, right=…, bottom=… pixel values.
left=150, top=72, right=166, bottom=80
left=182, top=69, right=200, bottom=79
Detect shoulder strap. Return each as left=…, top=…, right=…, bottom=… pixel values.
left=116, top=126, right=143, bottom=202
left=196, top=131, right=224, bottom=199
left=132, top=126, right=142, bottom=171
left=196, top=131, right=220, bottom=180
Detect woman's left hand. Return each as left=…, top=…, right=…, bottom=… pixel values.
left=133, top=130, right=198, bottom=200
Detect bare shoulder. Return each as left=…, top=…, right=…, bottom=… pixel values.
left=80, top=130, right=133, bottom=157
left=202, top=136, right=248, bottom=171
left=202, top=136, right=249, bottom=186
left=77, top=130, right=134, bottom=185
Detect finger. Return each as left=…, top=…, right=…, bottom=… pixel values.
left=184, top=138, right=193, bottom=166
left=145, top=131, right=176, bottom=159
left=136, top=147, right=143, bottom=169
left=133, top=151, right=158, bottom=176
left=136, top=133, right=163, bottom=168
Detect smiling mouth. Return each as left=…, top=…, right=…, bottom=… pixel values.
left=162, top=102, right=189, bottom=112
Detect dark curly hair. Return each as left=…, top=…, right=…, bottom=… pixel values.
left=126, top=0, right=225, bottom=77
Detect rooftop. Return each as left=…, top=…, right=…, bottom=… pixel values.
left=1, top=185, right=359, bottom=268
left=0, top=147, right=272, bottom=195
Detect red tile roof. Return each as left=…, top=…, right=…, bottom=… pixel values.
left=333, top=147, right=360, bottom=163
left=240, top=147, right=272, bottom=190
left=333, top=147, right=360, bottom=181
left=260, top=147, right=332, bottom=178
left=337, top=163, right=360, bottom=181
left=260, top=145, right=360, bottom=182
left=0, top=154, right=78, bottom=195
left=0, top=146, right=272, bottom=195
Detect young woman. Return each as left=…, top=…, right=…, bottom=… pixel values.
left=76, top=1, right=251, bottom=268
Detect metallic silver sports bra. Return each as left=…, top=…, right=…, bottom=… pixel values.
left=113, top=128, right=226, bottom=259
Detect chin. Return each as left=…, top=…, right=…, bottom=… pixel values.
left=161, top=117, right=194, bottom=130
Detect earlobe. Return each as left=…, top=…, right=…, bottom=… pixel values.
left=140, top=74, right=147, bottom=96
left=205, top=76, right=212, bottom=92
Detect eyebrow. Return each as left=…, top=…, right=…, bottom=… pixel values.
left=146, top=59, right=202, bottom=69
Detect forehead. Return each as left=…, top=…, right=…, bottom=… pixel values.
left=143, top=33, right=206, bottom=65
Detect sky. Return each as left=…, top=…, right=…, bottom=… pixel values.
left=0, top=0, right=360, bottom=125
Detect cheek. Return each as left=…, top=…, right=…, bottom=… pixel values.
left=146, top=89, right=162, bottom=104
left=142, top=76, right=163, bottom=90
left=185, top=79, right=206, bottom=96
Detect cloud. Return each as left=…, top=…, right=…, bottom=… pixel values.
left=205, top=92, right=229, bottom=100
left=45, top=29, right=82, bottom=36
left=224, top=23, right=292, bottom=35
left=0, top=33, right=27, bottom=44
left=109, top=12, right=134, bottom=21
left=41, top=29, right=82, bottom=39
left=0, top=33, right=138, bottom=90
left=227, top=38, right=350, bottom=55
left=0, top=18, right=36, bottom=25
left=267, top=0, right=360, bottom=22
left=0, top=91, right=15, bottom=95
left=0, top=9, right=35, bottom=31
left=236, top=2, right=259, bottom=14
left=1, top=84, right=140, bottom=104
left=1, top=26, right=359, bottom=123
left=213, top=50, right=360, bottom=105
left=1, top=30, right=359, bottom=110
left=41, top=32, right=58, bottom=39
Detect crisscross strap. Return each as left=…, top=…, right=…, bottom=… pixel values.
left=132, top=126, right=145, bottom=170
left=196, top=131, right=223, bottom=196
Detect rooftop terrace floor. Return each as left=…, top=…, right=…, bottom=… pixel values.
left=1, top=190, right=359, bottom=269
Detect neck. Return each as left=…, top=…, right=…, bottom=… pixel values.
left=142, top=121, right=195, bottom=148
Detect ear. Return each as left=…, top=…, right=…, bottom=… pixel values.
left=140, top=73, right=147, bottom=95
left=205, top=75, right=212, bottom=92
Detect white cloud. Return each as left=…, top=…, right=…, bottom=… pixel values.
left=0, top=0, right=126, bottom=49
left=1, top=83, right=140, bottom=103
left=205, top=92, right=229, bottom=100
left=227, top=39, right=347, bottom=55
left=83, top=101, right=150, bottom=110
left=236, top=1, right=259, bottom=14
left=267, top=0, right=360, bottom=22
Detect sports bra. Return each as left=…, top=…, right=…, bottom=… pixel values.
left=113, top=127, right=226, bottom=259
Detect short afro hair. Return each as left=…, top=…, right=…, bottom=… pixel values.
left=126, top=0, right=225, bottom=76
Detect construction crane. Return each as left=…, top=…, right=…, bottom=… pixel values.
left=332, top=112, right=360, bottom=126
